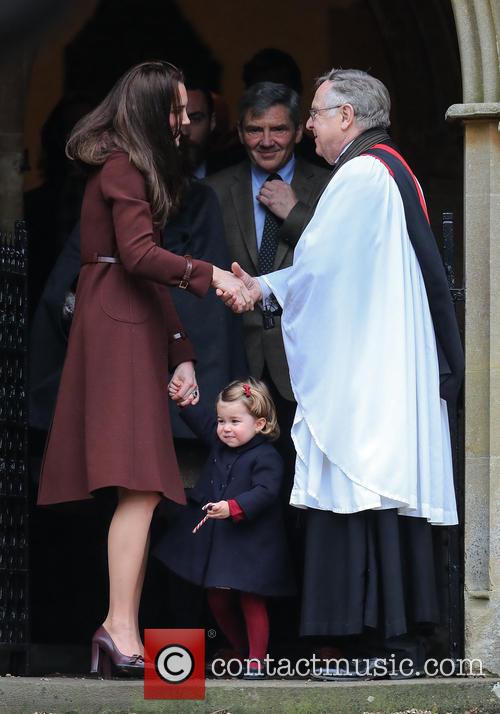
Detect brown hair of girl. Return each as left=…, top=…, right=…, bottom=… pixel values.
left=217, top=377, right=280, bottom=440
left=66, top=60, right=187, bottom=225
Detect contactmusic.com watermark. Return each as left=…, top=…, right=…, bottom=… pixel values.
left=207, top=654, right=485, bottom=679
left=143, top=629, right=485, bottom=700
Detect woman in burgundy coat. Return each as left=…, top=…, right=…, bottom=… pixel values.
left=37, top=61, right=250, bottom=676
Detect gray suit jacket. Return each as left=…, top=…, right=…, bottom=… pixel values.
left=206, top=156, right=330, bottom=400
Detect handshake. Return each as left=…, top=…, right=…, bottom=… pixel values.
left=212, top=262, right=262, bottom=313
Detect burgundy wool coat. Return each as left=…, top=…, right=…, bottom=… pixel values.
left=37, top=152, right=213, bottom=506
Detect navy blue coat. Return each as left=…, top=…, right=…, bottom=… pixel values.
left=153, top=404, right=295, bottom=597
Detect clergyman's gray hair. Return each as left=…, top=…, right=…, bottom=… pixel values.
left=315, top=69, right=391, bottom=129
left=238, top=81, right=301, bottom=128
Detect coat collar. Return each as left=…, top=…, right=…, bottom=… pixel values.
left=229, top=162, right=258, bottom=271
left=231, top=432, right=268, bottom=454
left=214, top=431, right=267, bottom=460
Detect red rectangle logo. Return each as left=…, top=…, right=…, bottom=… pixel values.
left=144, top=629, right=205, bottom=700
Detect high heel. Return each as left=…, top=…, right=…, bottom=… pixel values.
left=90, top=625, right=144, bottom=677
left=90, top=640, right=112, bottom=678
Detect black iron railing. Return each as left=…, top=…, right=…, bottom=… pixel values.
left=441, top=211, right=465, bottom=665
left=0, top=220, right=29, bottom=674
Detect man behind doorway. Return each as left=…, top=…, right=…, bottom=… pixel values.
left=206, top=82, right=329, bottom=480
left=181, top=84, right=216, bottom=179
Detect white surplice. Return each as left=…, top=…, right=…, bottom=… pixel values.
left=262, top=155, right=458, bottom=526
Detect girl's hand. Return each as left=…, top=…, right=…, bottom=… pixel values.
left=168, top=361, right=199, bottom=407
left=203, top=501, right=230, bottom=519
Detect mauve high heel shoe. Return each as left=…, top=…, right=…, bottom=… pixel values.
left=90, top=625, right=144, bottom=678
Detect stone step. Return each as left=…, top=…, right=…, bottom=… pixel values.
left=0, top=675, right=499, bottom=714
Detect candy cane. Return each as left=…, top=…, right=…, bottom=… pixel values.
left=192, top=514, right=209, bottom=534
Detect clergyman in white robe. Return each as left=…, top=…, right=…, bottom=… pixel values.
left=259, top=154, right=458, bottom=528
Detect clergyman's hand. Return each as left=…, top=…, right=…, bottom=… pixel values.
left=229, top=263, right=262, bottom=310
left=212, top=265, right=254, bottom=313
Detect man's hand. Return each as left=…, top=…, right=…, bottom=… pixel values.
left=212, top=265, right=254, bottom=313
left=258, top=180, right=298, bottom=220
left=168, top=361, right=199, bottom=407
left=203, top=501, right=230, bottom=519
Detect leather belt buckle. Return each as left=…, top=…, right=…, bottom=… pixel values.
left=179, top=255, right=193, bottom=289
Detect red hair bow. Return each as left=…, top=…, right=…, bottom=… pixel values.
left=243, top=384, right=252, bottom=398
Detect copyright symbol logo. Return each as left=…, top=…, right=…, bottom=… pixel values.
left=155, top=644, right=194, bottom=684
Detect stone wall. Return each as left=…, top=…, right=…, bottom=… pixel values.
left=448, top=0, right=500, bottom=676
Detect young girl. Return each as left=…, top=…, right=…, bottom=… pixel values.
left=155, top=377, right=295, bottom=677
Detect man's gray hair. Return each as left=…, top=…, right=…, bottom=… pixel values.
left=316, top=69, right=391, bottom=129
left=238, top=81, right=301, bottom=128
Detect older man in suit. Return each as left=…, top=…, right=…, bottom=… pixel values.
left=206, top=82, right=329, bottom=477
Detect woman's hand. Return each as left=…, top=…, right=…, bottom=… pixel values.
left=203, top=501, right=230, bottom=519
left=212, top=265, right=254, bottom=313
left=168, top=361, right=199, bottom=407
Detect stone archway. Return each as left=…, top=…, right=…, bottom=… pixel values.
left=1, top=0, right=499, bottom=676
left=447, top=0, right=500, bottom=675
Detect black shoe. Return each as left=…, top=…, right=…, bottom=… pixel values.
left=311, top=657, right=385, bottom=681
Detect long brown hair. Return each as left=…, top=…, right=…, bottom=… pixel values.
left=66, top=60, right=187, bottom=225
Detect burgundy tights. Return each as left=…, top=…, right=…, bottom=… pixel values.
left=207, top=588, right=269, bottom=661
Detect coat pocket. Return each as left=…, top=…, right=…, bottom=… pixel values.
left=99, top=267, right=151, bottom=323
